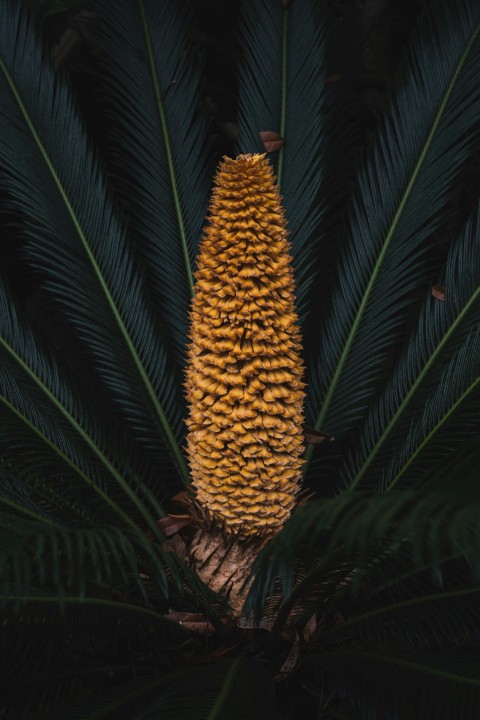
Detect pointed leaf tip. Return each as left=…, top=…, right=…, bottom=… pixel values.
left=303, top=424, right=333, bottom=444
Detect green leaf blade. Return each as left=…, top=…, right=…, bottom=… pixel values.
left=237, top=0, right=328, bottom=325
left=93, top=0, right=212, bottom=371
left=306, top=0, right=480, bottom=450
left=0, top=0, right=188, bottom=484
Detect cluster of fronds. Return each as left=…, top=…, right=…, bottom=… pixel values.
left=1, top=0, right=480, bottom=718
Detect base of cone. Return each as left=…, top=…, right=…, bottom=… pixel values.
left=189, top=527, right=266, bottom=616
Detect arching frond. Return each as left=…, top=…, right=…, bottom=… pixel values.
left=0, top=595, right=190, bottom=719
left=237, top=0, right=328, bottom=323
left=0, top=0, right=188, bottom=485
left=305, top=0, right=480, bottom=450
left=0, top=277, right=164, bottom=533
left=330, top=586, right=480, bottom=649
left=246, top=486, right=480, bottom=616
left=343, top=205, right=480, bottom=489
left=315, top=650, right=480, bottom=720
left=92, top=0, right=212, bottom=373
left=36, top=657, right=279, bottom=720
left=0, top=512, right=182, bottom=601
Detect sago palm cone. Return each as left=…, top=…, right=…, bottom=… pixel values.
left=185, top=153, right=305, bottom=538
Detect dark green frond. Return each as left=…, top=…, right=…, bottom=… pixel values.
left=344, top=204, right=480, bottom=489
left=246, top=487, right=480, bottom=616
left=0, top=512, right=179, bottom=601
left=237, top=0, right=327, bottom=324
left=315, top=649, right=480, bottom=720
left=31, top=657, right=279, bottom=720
left=0, top=278, right=162, bottom=534
left=377, top=333, right=480, bottom=490
left=0, top=0, right=188, bottom=485
left=305, top=0, right=480, bottom=450
left=92, top=0, right=212, bottom=372
left=0, top=596, right=189, bottom=718
left=330, top=586, right=480, bottom=649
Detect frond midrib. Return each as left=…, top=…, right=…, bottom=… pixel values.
left=0, top=335, right=156, bottom=535
left=327, top=648, right=480, bottom=686
left=0, top=494, right=59, bottom=527
left=305, top=18, right=480, bottom=472
left=349, top=282, right=480, bottom=490
left=325, top=586, right=480, bottom=635
left=0, top=45, right=189, bottom=487
left=138, top=0, right=194, bottom=296
left=385, top=373, right=480, bottom=491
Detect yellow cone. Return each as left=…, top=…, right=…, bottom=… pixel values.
left=185, top=154, right=305, bottom=536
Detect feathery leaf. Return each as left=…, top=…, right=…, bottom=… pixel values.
left=237, top=0, right=328, bottom=324
left=345, top=204, right=480, bottom=489
left=93, top=0, right=212, bottom=372
left=305, top=0, right=480, bottom=453
left=0, top=0, right=188, bottom=484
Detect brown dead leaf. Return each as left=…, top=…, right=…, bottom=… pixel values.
left=166, top=611, right=216, bottom=635
left=302, top=613, right=317, bottom=642
left=171, top=491, right=192, bottom=506
left=158, top=514, right=193, bottom=537
left=279, top=631, right=300, bottom=674
left=326, top=73, right=343, bottom=84
left=303, top=424, right=333, bottom=444
left=259, top=131, right=284, bottom=153
left=432, top=285, right=446, bottom=301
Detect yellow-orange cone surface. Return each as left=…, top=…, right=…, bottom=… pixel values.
left=185, top=154, right=305, bottom=537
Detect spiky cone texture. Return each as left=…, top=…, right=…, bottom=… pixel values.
left=185, top=153, right=305, bottom=538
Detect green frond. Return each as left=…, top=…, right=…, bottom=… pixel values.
left=46, top=657, right=279, bottom=720
left=0, top=595, right=190, bottom=718
left=329, top=586, right=480, bottom=649
left=343, top=205, right=480, bottom=489
left=92, top=0, right=212, bottom=372
left=0, top=0, right=188, bottom=485
left=0, top=278, right=163, bottom=534
left=237, top=0, right=327, bottom=324
left=305, top=0, right=480, bottom=452
left=0, top=459, right=60, bottom=525
left=263, top=553, right=355, bottom=636
left=246, top=486, right=480, bottom=616
left=314, top=650, right=480, bottom=719
left=0, top=512, right=180, bottom=601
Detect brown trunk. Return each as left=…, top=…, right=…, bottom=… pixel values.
left=188, top=527, right=267, bottom=617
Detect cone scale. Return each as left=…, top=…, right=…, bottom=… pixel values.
left=185, top=154, right=305, bottom=537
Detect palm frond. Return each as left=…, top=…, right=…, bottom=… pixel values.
left=343, top=205, right=480, bottom=488
left=330, top=586, right=480, bottom=649
left=237, top=0, right=327, bottom=323
left=45, top=657, right=279, bottom=720
left=0, top=459, right=62, bottom=525
left=246, top=486, right=480, bottom=616
left=314, top=649, right=480, bottom=720
left=0, top=595, right=190, bottom=718
left=92, top=0, right=212, bottom=373
left=0, top=512, right=183, bottom=601
left=305, top=0, right=480, bottom=450
left=0, top=0, right=188, bottom=484
left=0, top=277, right=163, bottom=533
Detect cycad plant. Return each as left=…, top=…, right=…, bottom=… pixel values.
left=2, top=0, right=480, bottom=717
